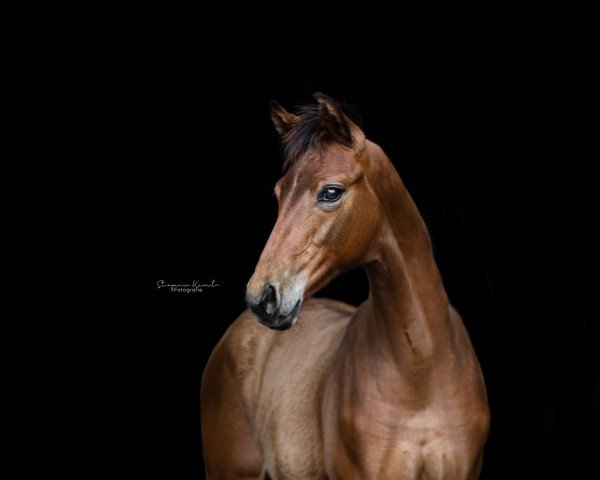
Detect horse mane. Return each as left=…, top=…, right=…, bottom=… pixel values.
left=281, top=101, right=364, bottom=173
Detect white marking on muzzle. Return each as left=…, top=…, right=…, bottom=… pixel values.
left=279, top=273, right=307, bottom=318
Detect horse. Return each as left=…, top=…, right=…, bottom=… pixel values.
left=201, top=93, right=490, bottom=479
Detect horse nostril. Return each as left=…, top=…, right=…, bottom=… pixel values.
left=260, top=284, right=278, bottom=315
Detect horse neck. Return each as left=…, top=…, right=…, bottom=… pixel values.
left=359, top=143, right=453, bottom=371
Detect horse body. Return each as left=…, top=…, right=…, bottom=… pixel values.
left=201, top=94, right=489, bottom=479
left=203, top=299, right=351, bottom=479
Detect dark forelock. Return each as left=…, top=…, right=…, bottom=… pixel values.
left=280, top=102, right=363, bottom=172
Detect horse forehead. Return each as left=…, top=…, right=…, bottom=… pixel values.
left=285, top=146, right=361, bottom=188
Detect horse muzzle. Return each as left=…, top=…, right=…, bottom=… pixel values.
left=245, top=283, right=302, bottom=331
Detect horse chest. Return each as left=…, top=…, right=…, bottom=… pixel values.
left=324, top=404, right=484, bottom=480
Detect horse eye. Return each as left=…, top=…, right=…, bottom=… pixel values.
left=318, top=186, right=345, bottom=203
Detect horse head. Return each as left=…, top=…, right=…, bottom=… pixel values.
left=246, top=93, right=382, bottom=330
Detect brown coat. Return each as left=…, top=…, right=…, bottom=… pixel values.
left=201, top=94, right=489, bottom=479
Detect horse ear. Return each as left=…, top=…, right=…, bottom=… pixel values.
left=270, top=100, right=298, bottom=136
left=313, top=92, right=353, bottom=146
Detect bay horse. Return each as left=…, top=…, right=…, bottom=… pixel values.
left=201, top=93, right=489, bottom=479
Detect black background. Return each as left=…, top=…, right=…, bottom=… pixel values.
left=2, top=1, right=599, bottom=478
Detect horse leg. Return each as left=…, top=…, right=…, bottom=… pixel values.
left=201, top=340, right=263, bottom=479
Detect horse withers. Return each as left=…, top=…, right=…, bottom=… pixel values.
left=201, top=93, right=490, bottom=479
